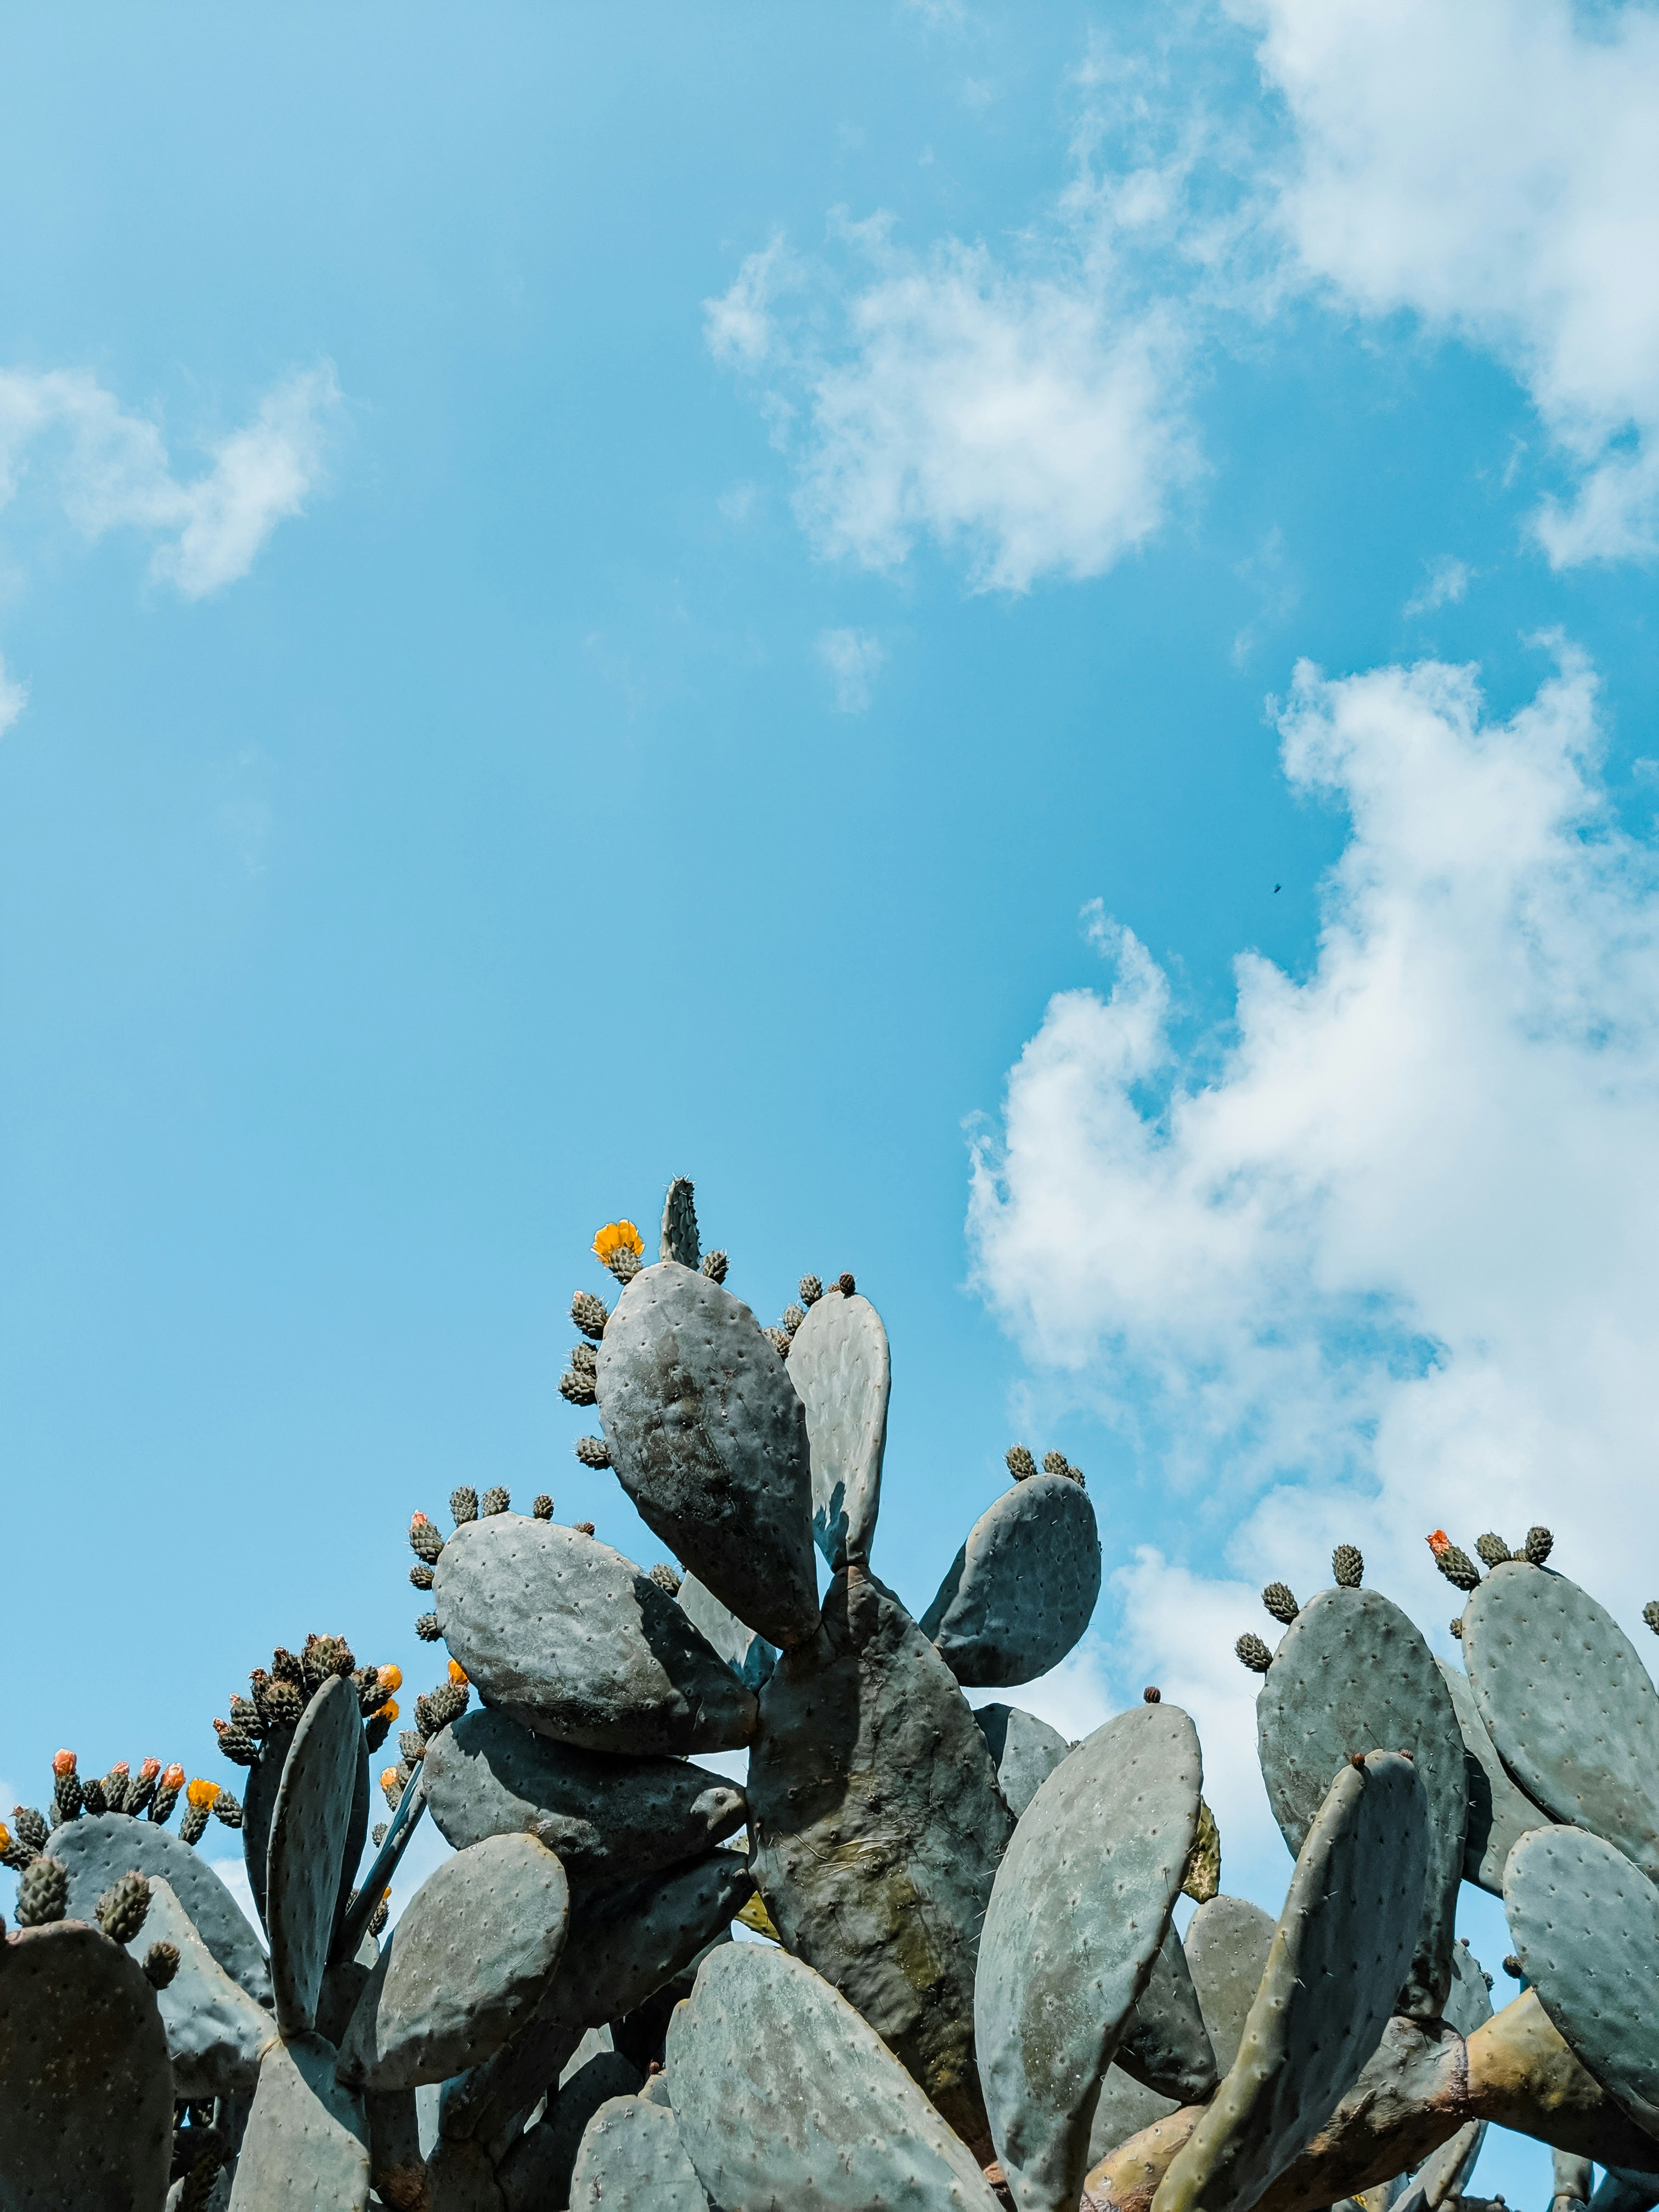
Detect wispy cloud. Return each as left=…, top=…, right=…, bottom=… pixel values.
left=0, top=656, right=26, bottom=738
left=1404, top=555, right=1472, bottom=618
left=816, top=625, right=887, bottom=712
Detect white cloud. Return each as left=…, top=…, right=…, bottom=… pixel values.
left=1239, top=0, right=1659, bottom=563
left=816, top=625, right=886, bottom=712
left=970, top=644, right=1659, bottom=1659
left=704, top=237, right=788, bottom=371
left=0, top=362, right=340, bottom=599
left=1404, top=555, right=1471, bottom=619
left=0, top=655, right=26, bottom=736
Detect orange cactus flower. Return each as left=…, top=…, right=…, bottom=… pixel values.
left=53, top=1749, right=77, bottom=1778
left=138, top=1758, right=161, bottom=1783
left=378, top=1664, right=403, bottom=1692
left=161, top=1763, right=185, bottom=1789
left=591, top=1220, right=644, bottom=1265
left=380, top=1767, right=400, bottom=1795
left=1426, top=1530, right=1452, bottom=1558
left=108, top=1762, right=129, bottom=1784
left=410, top=1513, right=429, bottom=1527
left=376, top=1699, right=400, bottom=1723
left=185, top=1779, right=221, bottom=1809
left=0, top=1822, right=10, bottom=1853
left=448, top=1660, right=468, bottom=1686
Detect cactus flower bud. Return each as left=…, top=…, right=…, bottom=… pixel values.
left=52, top=1750, right=77, bottom=1778
left=1427, top=1531, right=1482, bottom=1591
left=448, top=1660, right=467, bottom=1686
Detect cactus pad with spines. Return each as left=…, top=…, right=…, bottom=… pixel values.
left=785, top=1284, right=890, bottom=1569
left=676, top=1570, right=778, bottom=1689
left=94, top=1869, right=153, bottom=1944
left=1255, top=1584, right=1467, bottom=2017
left=567, top=2094, right=711, bottom=2212
left=975, top=1701, right=1204, bottom=2212
left=14, top=1853, right=67, bottom=1925
left=48, top=1810, right=272, bottom=2005
left=232, top=2031, right=372, bottom=2211
left=1464, top=1560, right=1659, bottom=1882
left=748, top=1564, right=1014, bottom=2154
left=1115, top=1920, right=1221, bottom=2104
left=264, top=1674, right=363, bottom=2040
left=1504, top=1824, right=1659, bottom=2139
left=420, top=1706, right=746, bottom=1881
left=1150, top=1751, right=1429, bottom=2212
left=125, top=1876, right=276, bottom=2099
left=668, top=1943, right=1003, bottom=2212
left=431, top=1511, right=759, bottom=1755
left=337, top=1832, right=571, bottom=2091
left=1436, top=1656, right=1547, bottom=1894
left=919, top=1471, right=1101, bottom=1687
left=0, top=1920, right=175, bottom=2210
left=498, top=2050, right=645, bottom=2210
left=596, top=1260, right=821, bottom=1648
left=972, top=1701, right=1070, bottom=1817
left=1183, top=1894, right=1276, bottom=2073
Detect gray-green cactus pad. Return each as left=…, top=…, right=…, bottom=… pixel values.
left=668, top=1943, right=1002, bottom=2212
left=677, top=1572, right=778, bottom=1689
left=1182, top=1894, right=1275, bottom=2074
left=596, top=1260, right=821, bottom=1649
left=1151, top=1750, right=1429, bottom=2212
left=0, top=1920, right=174, bottom=2211
left=748, top=1564, right=1014, bottom=2152
left=432, top=1513, right=758, bottom=1756
left=125, top=1877, right=277, bottom=2098
left=1256, top=1585, right=1466, bottom=2015
left=1116, top=1920, right=1220, bottom=2104
left=496, top=2051, right=644, bottom=2211
left=338, top=1832, right=570, bottom=2091
left=568, top=2095, right=709, bottom=2212
left=1465, top=1561, right=1659, bottom=1883
left=229, top=2032, right=371, bottom=2212
left=973, top=1702, right=1070, bottom=1818
left=421, top=1707, right=746, bottom=1881
left=975, top=1701, right=1202, bottom=2212
left=48, top=1809, right=272, bottom=2007
left=267, top=1673, right=363, bottom=2040
left=1504, top=1824, right=1659, bottom=2138
left=1444, top=1938, right=1494, bottom=2039
left=439, top=1849, right=753, bottom=2154
left=1087, top=2068, right=1180, bottom=2169
left=243, top=1721, right=294, bottom=1931
left=1437, top=1657, right=1548, bottom=1895
left=786, top=1288, right=889, bottom=1570
left=920, top=1472, right=1101, bottom=1688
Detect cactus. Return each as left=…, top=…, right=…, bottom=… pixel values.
left=786, top=1283, right=890, bottom=1570
left=420, top=1705, right=747, bottom=1880
left=971, top=1701, right=1070, bottom=1818
left=48, top=1809, right=272, bottom=2005
left=234, top=2030, right=372, bottom=2209
left=568, top=2093, right=710, bottom=2212
left=749, top=1564, right=1015, bottom=2156
left=668, top=1943, right=1002, bottom=2212
left=431, top=1510, right=759, bottom=1754
left=500, top=2051, right=645, bottom=2208
left=1116, top=1921, right=1220, bottom=2104
left=976, top=1702, right=1203, bottom=2212
left=676, top=1570, right=778, bottom=1689
left=1150, top=1751, right=1429, bottom=2212
left=1464, top=1561, right=1659, bottom=1882
left=1253, top=1583, right=1468, bottom=2017
left=338, top=1832, right=571, bottom=2090
left=267, top=1673, right=365, bottom=2040
left=1183, top=1894, right=1276, bottom=2073
left=1436, top=1656, right=1548, bottom=1894
left=125, top=1875, right=275, bottom=2098
left=1504, top=1824, right=1659, bottom=2141
left=595, top=1258, right=821, bottom=1649
left=919, top=1471, right=1102, bottom=1688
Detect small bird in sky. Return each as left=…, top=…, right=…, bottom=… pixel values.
left=1273, top=883, right=1281, bottom=893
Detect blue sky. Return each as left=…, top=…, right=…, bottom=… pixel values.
left=5, top=5, right=1659, bottom=2192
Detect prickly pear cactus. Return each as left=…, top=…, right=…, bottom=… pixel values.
left=1436, top=1656, right=1548, bottom=1895
left=921, top=1470, right=1101, bottom=1688
left=568, top=2094, right=710, bottom=2212
left=973, top=1701, right=1071, bottom=1818
left=675, top=1571, right=778, bottom=1690
left=48, top=1812, right=271, bottom=2006
left=786, top=1283, right=890, bottom=1570
left=267, top=1674, right=363, bottom=2040
left=1182, top=1895, right=1276, bottom=2075
left=230, top=2031, right=371, bottom=2211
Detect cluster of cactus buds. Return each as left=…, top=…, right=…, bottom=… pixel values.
left=381, top=1657, right=471, bottom=1807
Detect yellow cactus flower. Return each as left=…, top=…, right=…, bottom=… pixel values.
left=591, top=1220, right=644, bottom=1264
left=185, top=1779, right=221, bottom=1809
left=376, top=1699, right=400, bottom=1723
left=0, top=1822, right=10, bottom=1854
left=448, top=1660, right=468, bottom=1686
left=380, top=1767, right=400, bottom=1795
left=378, top=1664, right=403, bottom=1692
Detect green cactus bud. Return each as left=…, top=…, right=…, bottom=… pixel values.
left=211, top=1719, right=258, bottom=1767
left=560, top=1367, right=598, bottom=1404
left=702, top=1249, right=729, bottom=1283
left=416, top=1681, right=468, bottom=1739
left=149, top=1773, right=182, bottom=1826
left=143, top=1940, right=180, bottom=1989
left=228, top=1694, right=262, bottom=1735
left=16, top=1854, right=67, bottom=1925
left=398, top=1728, right=426, bottom=1764
left=1041, top=1449, right=1069, bottom=1477
left=0, top=1821, right=36, bottom=1872
left=781, top=1304, right=806, bottom=1337
left=415, top=1612, right=442, bottom=1641
left=650, top=1562, right=683, bottom=1596
left=179, top=1801, right=209, bottom=1846
left=1006, top=1444, right=1038, bottom=1481
left=798, top=1273, right=822, bottom=1305
left=532, top=1493, right=555, bottom=1518
left=12, top=1807, right=47, bottom=1854
left=262, top=1679, right=302, bottom=1728
left=661, top=1175, right=700, bottom=1267
left=571, top=1342, right=597, bottom=1376
left=763, top=1325, right=791, bottom=1358
left=1427, top=1533, right=1482, bottom=1590
left=1262, top=1583, right=1300, bottom=1625
left=364, top=1709, right=393, bottom=1754
left=368, top=1893, right=390, bottom=1939
left=371, top=1822, right=387, bottom=1847
left=1525, top=1524, right=1554, bottom=1565
left=99, top=1763, right=131, bottom=1814
left=571, top=1288, right=610, bottom=1340
left=410, top=1563, right=435, bottom=1590
left=450, top=1486, right=478, bottom=1525
left=52, top=1759, right=83, bottom=1825
left=212, top=1790, right=242, bottom=1830
left=575, top=1434, right=611, bottom=1469
left=95, top=1870, right=153, bottom=1944
left=1451, top=1617, right=1465, bottom=1638
left=1331, top=1543, right=1364, bottom=1587
left=836, top=1272, right=856, bottom=1296
left=481, top=1486, right=511, bottom=1516
left=1475, top=1532, right=1512, bottom=1569
left=409, top=1514, right=444, bottom=1564
left=1236, top=1632, right=1273, bottom=1673
left=81, top=1779, right=109, bottom=1817
left=270, top=1645, right=304, bottom=1684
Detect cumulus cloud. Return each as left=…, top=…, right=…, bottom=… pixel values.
left=970, top=644, right=1659, bottom=1667
left=1240, top=0, right=1659, bottom=563
left=0, top=362, right=340, bottom=597
left=706, top=219, right=1200, bottom=594
left=816, top=625, right=886, bottom=712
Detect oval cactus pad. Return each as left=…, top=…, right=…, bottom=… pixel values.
left=786, top=1286, right=890, bottom=1570
left=921, top=1473, right=1101, bottom=1689
left=266, top=1673, right=364, bottom=2040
